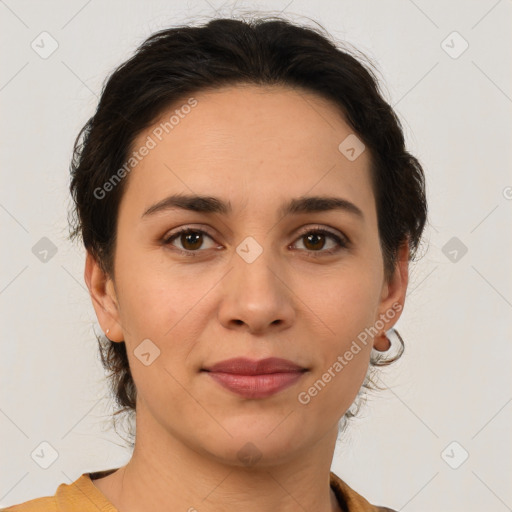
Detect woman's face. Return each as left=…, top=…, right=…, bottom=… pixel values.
left=87, top=84, right=408, bottom=466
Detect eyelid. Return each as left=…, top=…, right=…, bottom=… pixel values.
left=294, top=224, right=349, bottom=244
left=163, top=224, right=216, bottom=240
left=163, top=223, right=349, bottom=241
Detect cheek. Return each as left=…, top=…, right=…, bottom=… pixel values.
left=296, top=290, right=375, bottom=420
left=114, top=254, right=216, bottom=393
left=113, top=244, right=195, bottom=335
left=294, top=263, right=380, bottom=395
left=300, top=262, right=382, bottom=337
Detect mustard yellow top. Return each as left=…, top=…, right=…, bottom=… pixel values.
left=1, top=468, right=396, bottom=512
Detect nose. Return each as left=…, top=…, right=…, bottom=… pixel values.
left=217, top=244, right=296, bottom=335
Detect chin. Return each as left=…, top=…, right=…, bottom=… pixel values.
left=198, top=420, right=310, bottom=467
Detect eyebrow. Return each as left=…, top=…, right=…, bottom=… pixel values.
left=141, top=193, right=364, bottom=221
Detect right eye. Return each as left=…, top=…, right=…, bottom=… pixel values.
left=163, top=227, right=218, bottom=256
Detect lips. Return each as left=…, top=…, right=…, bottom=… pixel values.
left=202, top=357, right=308, bottom=399
left=202, top=357, right=306, bottom=375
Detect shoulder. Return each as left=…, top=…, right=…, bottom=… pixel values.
left=330, top=471, right=397, bottom=512
left=0, top=468, right=119, bottom=512
left=0, top=496, right=57, bottom=512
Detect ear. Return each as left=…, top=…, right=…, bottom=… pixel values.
left=84, top=250, right=124, bottom=342
left=373, top=240, right=409, bottom=351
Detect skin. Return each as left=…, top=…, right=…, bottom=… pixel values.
left=85, top=84, right=409, bottom=512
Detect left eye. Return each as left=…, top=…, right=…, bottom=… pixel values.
left=163, top=227, right=348, bottom=256
left=292, top=228, right=348, bottom=254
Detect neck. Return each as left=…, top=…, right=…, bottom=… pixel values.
left=99, top=403, right=343, bottom=512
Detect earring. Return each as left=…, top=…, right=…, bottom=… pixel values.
left=373, top=329, right=392, bottom=352
left=373, top=327, right=404, bottom=353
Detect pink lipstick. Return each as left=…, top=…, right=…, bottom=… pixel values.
left=202, top=357, right=307, bottom=399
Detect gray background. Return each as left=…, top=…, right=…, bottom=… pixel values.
left=1, top=1, right=511, bottom=510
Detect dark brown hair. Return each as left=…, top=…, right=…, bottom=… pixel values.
left=68, top=15, right=427, bottom=443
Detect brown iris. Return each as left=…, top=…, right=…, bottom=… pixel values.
left=180, top=231, right=203, bottom=251
left=302, top=232, right=327, bottom=251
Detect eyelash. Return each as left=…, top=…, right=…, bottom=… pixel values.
left=162, top=225, right=349, bottom=258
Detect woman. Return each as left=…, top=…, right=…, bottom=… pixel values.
left=3, top=15, right=427, bottom=512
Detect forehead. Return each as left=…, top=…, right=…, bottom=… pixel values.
left=122, top=84, right=375, bottom=218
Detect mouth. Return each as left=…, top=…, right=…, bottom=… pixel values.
left=201, top=357, right=308, bottom=399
